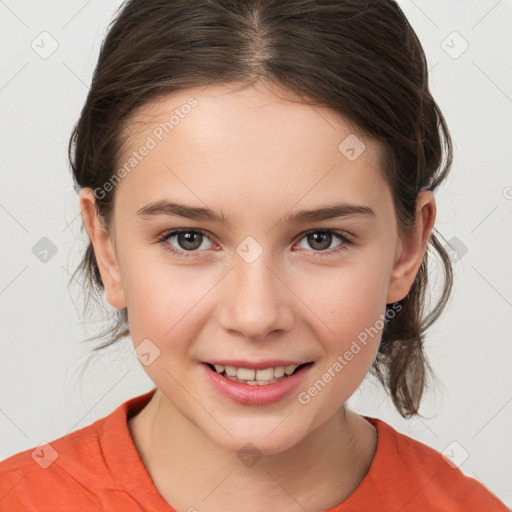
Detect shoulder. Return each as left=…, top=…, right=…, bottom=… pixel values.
left=0, top=391, right=156, bottom=511
left=0, top=412, right=110, bottom=510
left=340, top=416, right=509, bottom=511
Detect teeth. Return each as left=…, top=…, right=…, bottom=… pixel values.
left=216, top=376, right=282, bottom=385
left=237, top=367, right=255, bottom=380
left=255, top=367, right=274, bottom=380
left=274, top=366, right=285, bottom=378
left=211, top=363, right=303, bottom=381
left=225, top=366, right=237, bottom=377
left=284, top=365, right=298, bottom=376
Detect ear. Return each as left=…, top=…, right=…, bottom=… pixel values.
left=386, top=190, right=436, bottom=304
left=79, top=188, right=127, bottom=309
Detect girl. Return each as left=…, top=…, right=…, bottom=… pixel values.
left=0, top=0, right=508, bottom=510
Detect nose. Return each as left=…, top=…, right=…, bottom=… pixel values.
left=217, top=250, right=295, bottom=340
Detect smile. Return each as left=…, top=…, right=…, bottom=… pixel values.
left=202, top=361, right=314, bottom=405
left=205, top=362, right=313, bottom=385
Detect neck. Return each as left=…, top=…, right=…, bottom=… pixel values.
left=128, top=390, right=377, bottom=512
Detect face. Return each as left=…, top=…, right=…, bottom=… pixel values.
left=80, top=82, right=434, bottom=455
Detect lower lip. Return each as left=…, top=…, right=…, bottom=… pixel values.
left=202, top=363, right=313, bottom=406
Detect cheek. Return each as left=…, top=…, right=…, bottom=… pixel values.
left=293, top=264, right=388, bottom=420
left=122, top=259, right=214, bottom=343
left=295, top=258, right=390, bottom=341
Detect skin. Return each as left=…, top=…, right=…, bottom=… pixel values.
left=80, top=82, right=436, bottom=511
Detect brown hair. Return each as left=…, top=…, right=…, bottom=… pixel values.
left=69, top=0, right=453, bottom=419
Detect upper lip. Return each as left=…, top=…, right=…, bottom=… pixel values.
left=204, top=360, right=314, bottom=370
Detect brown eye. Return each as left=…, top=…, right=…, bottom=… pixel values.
left=159, top=229, right=214, bottom=257
left=306, top=232, right=333, bottom=251
left=295, top=230, right=352, bottom=256
left=176, top=231, right=203, bottom=250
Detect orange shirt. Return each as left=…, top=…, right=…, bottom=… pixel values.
left=0, top=389, right=508, bottom=511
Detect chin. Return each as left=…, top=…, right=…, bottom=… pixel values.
left=206, top=422, right=308, bottom=460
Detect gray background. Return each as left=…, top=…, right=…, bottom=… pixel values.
left=1, top=0, right=511, bottom=506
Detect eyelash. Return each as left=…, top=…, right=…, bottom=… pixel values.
left=157, top=229, right=353, bottom=259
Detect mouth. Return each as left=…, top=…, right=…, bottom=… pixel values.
left=201, top=360, right=315, bottom=405
left=203, top=361, right=314, bottom=386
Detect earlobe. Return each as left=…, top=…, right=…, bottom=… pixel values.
left=386, top=191, right=436, bottom=304
left=79, top=188, right=127, bottom=310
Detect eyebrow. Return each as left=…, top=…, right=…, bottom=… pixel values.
left=136, top=199, right=375, bottom=227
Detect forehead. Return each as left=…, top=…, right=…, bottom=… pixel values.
left=114, top=83, right=390, bottom=218
left=122, top=82, right=373, bottom=154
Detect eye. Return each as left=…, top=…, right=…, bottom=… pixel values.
left=294, top=230, right=352, bottom=256
left=158, top=229, right=215, bottom=258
